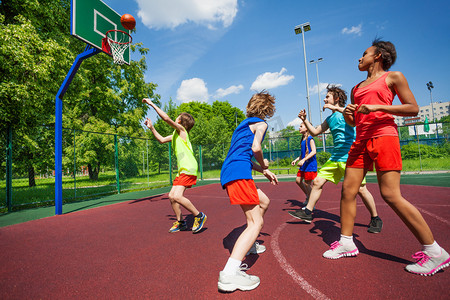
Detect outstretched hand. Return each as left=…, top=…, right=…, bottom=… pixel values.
left=323, top=103, right=337, bottom=112
left=143, top=117, right=153, bottom=129
left=142, top=98, right=153, bottom=105
left=298, top=109, right=307, bottom=121
left=263, top=169, right=278, bottom=185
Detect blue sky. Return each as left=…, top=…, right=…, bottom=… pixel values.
left=101, top=0, right=450, bottom=130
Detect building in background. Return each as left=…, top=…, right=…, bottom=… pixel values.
left=394, top=101, right=449, bottom=126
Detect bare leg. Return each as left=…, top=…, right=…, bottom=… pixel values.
left=340, top=167, right=366, bottom=236
left=258, top=188, right=270, bottom=217
left=305, top=176, right=328, bottom=211
left=230, top=204, right=264, bottom=261
left=377, top=171, right=434, bottom=245
left=295, top=176, right=309, bottom=198
left=358, top=185, right=378, bottom=218
left=168, top=185, right=200, bottom=219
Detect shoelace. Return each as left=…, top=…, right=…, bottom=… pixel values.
left=330, top=241, right=342, bottom=250
left=411, top=251, right=430, bottom=266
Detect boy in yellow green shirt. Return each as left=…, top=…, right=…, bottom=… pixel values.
left=143, top=98, right=206, bottom=233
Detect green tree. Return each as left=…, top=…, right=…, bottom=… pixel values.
left=0, top=12, right=73, bottom=186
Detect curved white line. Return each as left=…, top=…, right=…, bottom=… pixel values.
left=271, top=222, right=331, bottom=300
left=272, top=202, right=449, bottom=299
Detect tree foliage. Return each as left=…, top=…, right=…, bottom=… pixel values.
left=1, top=0, right=160, bottom=183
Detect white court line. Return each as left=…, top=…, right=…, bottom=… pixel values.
left=271, top=221, right=331, bottom=300
left=416, top=207, right=450, bottom=226
left=271, top=202, right=449, bottom=299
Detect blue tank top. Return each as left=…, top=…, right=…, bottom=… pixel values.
left=220, top=117, right=267, bottom=188
left=300, top=135, right=317, bottom=172
left=325, top=112, right=356, bottom=162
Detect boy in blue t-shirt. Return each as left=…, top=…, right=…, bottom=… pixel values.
left=288, top=85, right=382, bottom=233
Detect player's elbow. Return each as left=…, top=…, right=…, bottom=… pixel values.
left=252, top=145, right=262, bottom=153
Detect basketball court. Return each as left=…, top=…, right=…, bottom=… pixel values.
left=0, top=181, right=449, bottom=299
left=2, top=0, right=448, bottom=298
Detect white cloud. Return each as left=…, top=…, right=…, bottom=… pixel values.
left=341, top=24, right=362, bottom=36
left=309, top=82, right=331, bottom=96
left=287, top=117, right=302, bottom=129
left=250, top=68, right=295, bottom=91
left=214, top=84, right=244, bottom=98
left=137, top=0, right=238, bottom=30
left=176, top=78, right=209, bottom=103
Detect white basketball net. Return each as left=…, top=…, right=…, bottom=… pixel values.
left=106, top=30, right=132, bottom=65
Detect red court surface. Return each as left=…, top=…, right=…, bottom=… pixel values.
left=0, top=182, right=449, bottom=299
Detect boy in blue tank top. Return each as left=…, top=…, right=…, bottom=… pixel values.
left=288, top=85, right=382, bottom=233
left=218, top=91, right=278, bottom=292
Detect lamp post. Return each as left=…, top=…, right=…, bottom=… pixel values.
left=309, top=58, right=325, bottom=152
left=295, top=22, right=312, bottom=123
left=426, top=81, right=435, bottom=121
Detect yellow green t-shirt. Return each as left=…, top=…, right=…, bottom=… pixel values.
left=172, top=128, right=198, bottom=177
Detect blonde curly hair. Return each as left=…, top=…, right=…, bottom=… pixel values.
left=246, top=90, right=276, bottom=119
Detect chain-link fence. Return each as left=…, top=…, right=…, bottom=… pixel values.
left=1, top=123, right=449, bottom=213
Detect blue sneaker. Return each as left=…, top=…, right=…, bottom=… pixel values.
left=192, top=212, right=207, bottom=233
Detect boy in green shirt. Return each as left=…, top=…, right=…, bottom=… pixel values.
left=143, top=98, right=206, bottom=234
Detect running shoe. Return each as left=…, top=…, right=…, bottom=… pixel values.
left=368, top=217, right=383, bottom=233
left=288, top=209, right=313, bottom=223
left=169, top=221, right=187, bottom=233
left=218, top=264, right=260, bottom=292
left=192, top=212, right=207, bottom=233
left=323, top=241, right=359, bottom=259
left=247, top=242, right=266, bottom=255
left=405, top=248, right=450, bottom=276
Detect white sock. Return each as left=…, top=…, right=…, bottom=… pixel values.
left=423, top=241, right=441, bottom=257
left=339, top=234, right=354, bottom=246
left=222, top=257, right=241, bottom=275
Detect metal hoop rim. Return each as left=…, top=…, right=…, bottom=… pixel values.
left=105, top=29, right=132, bottom=45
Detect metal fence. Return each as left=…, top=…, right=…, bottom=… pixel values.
left=1, top=123, right=449, bottom=213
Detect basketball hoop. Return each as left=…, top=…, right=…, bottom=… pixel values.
left=102, top=29, right=132, bottom=65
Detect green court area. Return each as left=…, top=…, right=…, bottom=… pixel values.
left=0, top=172, right=448, bottom=228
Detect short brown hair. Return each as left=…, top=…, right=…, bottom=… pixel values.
left=246, top=90, right=276, bottom=119
left=178, top=112, right=195, bottom=132
left=326, top=85, right=347, bottom=107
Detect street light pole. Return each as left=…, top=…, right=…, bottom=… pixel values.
left=310, top=58, right=325, bottom=152
left=426, top=81, right=435, bottom=121
left=295, top=22, right=312, bottom=123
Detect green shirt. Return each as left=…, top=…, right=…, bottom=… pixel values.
left=172, top=128, right=198, bottom=176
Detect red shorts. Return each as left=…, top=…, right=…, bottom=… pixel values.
left=225, top=179, right=259, bottom=205
left=346, top=136, right=402, bottom=171
left=172, top=174, right=197, bottom=188
left=296, top=170, right=317, bottom=180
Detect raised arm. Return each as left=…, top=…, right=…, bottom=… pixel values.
left=142, top=98, right=185, bottom=133
left=298, top=109, right=329, bottom=136
left=144, top=118, right=172, bottom=144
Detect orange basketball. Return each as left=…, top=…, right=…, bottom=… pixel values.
left=121, top=14, right=136, bottom=30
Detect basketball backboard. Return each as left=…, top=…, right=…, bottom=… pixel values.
left=71, top=0, right=131, bottom=64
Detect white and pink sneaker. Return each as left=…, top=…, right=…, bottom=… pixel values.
left=323, top=241, right=359, bottom=259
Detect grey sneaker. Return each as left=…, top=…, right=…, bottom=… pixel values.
left=288, top=209, right=313, bottom=223
left=323, top=241, right=359, bottom=259
left=368, top=217, right=383, bottom=233
left=405, top=248, right=450, bottom=276
left=218, top=265, right=260, bottom=292
left=247, top=242, right=266, bottom=255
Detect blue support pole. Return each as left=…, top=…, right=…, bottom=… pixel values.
left=55, top=45, right=101, bottom=215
